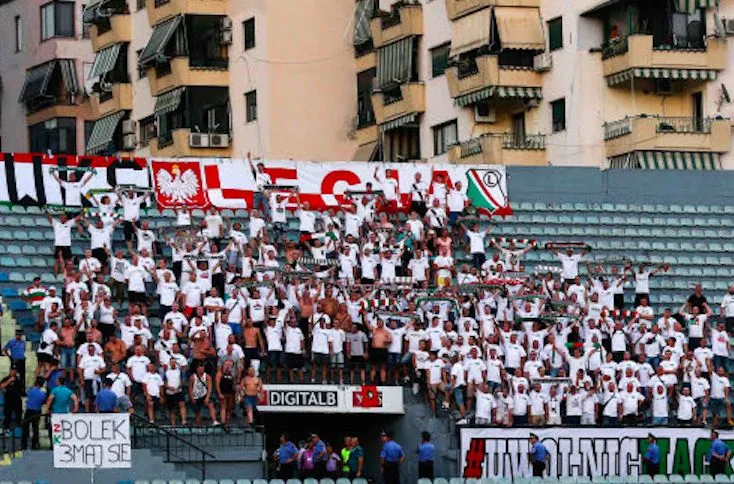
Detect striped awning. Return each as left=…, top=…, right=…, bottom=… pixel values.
left=19, top=62, right=56, bottom=102
left=455, top=86, right=542, bottom=106
left=450, top=7, right=491, bottom=57
left=139, top=15, right=183, bottom=66
left=676, top=0, right=717, bottom=14
left=377, top=37, right=414, bottom=89
left=380, top=113, right=418, bottom=133
left=635, top=151, right=721, bottom=170
left=607, top=68, right=718, bottom=86
left=90, top=43, right=122, bottom=79
left=155, top=87, right=185, bottom=115
left=354, top=0, right=375, bottom=46
left=493, top=7, right=545, bottom=50
left=86, top=111, right=126, bottom=155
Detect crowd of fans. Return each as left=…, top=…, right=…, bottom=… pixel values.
left=1, top=160, right=734, bottom=449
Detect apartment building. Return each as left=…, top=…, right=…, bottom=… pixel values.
left=0, top=0, right=94, bottom=155
left=1, top=0, right=733, bottom=168
left=354, top=0, right=734, bottom=168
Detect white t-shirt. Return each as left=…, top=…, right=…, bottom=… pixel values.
left=466, top=231, right=486, bottom=254
left=158, top=281, right=179, bottom=306
left=53, top=219, right=74, bottom=246
left=59, top=180, right=83, bottom=206
left=298, top=210, right=317, bottom=233
left=426, top=359, right=444, bottom=385
left=137, top=229, right=156, bottom=253
left=127, top=355, right=151, bottom=382
left=558, top=253, right=583, bottom=280
left=284, top=326, right=304, bottom=354
left=434, top=255, right=454, bottom=279
left=635, top=271, right=651, bottom=294
left=711, top=329, right=729, bottom=356
left=142, top=372, right=164, bottom=397
left=651, top=392, right=669, bottom=417
left=125, top=265, right=147, bottom=292
left=107, top=372, right=132, bottom=398
left=79, top=355, right=106, bottom=380
left=447, top=189, right=466, bottom=212
left=620, top=391, right=644, bottom=415
left=88, top=226, right=113, bottom=250
left=311, top=324, right=330, bottom=354
left=721, top=294, right=734, bottom=318
left=38, top=328, right=59, bottom=356
left=677, top=395, right=696, bottom=420
left=122, top=196, right=144, bottom=221
left=182, top=281, right=204, bottom=307
left=711, top=373, right=730, bottom=399
left=475, top=390, right=496, bottom=421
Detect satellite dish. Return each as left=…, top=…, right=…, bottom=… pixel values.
left=722, top=84, right=731, bottom=104
left=715, top=13, right=726, bottom=39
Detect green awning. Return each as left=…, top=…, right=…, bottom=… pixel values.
left=635, top=151, right=721, bottom=170
left=354, top=0, right=375, bottom=46
left=139, top=15, right=183, bottom=66
left=455, top=87, right=494, bottom=107
left=380, top=113, right=418, bottom=133
left=86, top=111, right=126, bottom=155
left=155, top=87, right=185, bottom=115
left=455, top=86, right=542, bottom=106
left=377, top=37, right=414, bottom=89
left=607, top=68, right=718, bottom=86
left=83, top=0, right=105, bottom=23
left=19, top=62, right=56, bottom=102
left=676, top=0, right=717, bottom=14
left=90, top=43, right=122, bottom=79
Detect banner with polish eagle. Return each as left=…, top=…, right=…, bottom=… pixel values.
left=151, top=159, right=512, bottom=216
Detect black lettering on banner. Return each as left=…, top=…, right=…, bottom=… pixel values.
left=3, top=153, right=46, bottom=207
left=107, top=443, right=131, bottom=463
left=105, top=158, right=151, bottom=191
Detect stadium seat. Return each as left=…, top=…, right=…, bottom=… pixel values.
left=639, top=478, right=654, bottom=484
left=288, top=480, right=303, bottom=484
left=683, top=476, right=699, bottom=483
left=655, top=476, right=670, bottom=483
left=449, top=479, right=465, bottom=484
left=334, top=479, right=349, bottom=484
left=235, top=480, right=253, bottom=484
left=185, top=480, right=201, bottom=484
left=302, top=479, right=318, bottom=484
left=714, top=476, right=729, bottom=482
left=433, top=479, right=450, bottom=484
left=668, top=477, right=684, bottom=483
left=151, top=480, right=168, bottom=484
left=317, top=480, right=333, bottom=484
left=352, top=479, right=368, bottom=484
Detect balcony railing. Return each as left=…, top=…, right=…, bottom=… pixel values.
left=604, top=117, right=633, bottom=140
left=502, top=133, right=546, bottom=150
left=601, top=37, right=629, bottom=60
left=602, top=34, right=706, bottom=60
left=380, top=10, right=402, bottom=29
left=459, top=138, right=482, bottom=157
left=656, top=116, right=711, bottom=134
left=154, top=0, right=170, bottom=6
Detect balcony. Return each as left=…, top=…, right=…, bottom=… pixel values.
left=446, top=55, right=542, bottom=104
left=147, top=57, right=229, bottom=96
left=604, top=116, right=730, bottom=157
left=147, top=0, right=228, bottom=26
left=371, top=83, right=425, bottom=126
left=603, top=35, right=727, bottom=86
left=444, top=0, right=539, bottom=21
left=448, top=133, right=546, bottom=165
left=90, top=83, right=132, bottom=118
left=369, top=5, right=422, bottom=49
left=90, top=14, right=131, bottom=51
left=150, top=128, right=232, bottom=158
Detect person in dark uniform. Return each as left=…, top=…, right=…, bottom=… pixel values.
left=709, top=430, right=731, bottom=476
left=380, top=430, right=405, bottom=484
left=529, top=433, right=549, bottom=477
left=416, top=431, right=436, bottom=479
left=277, top=432, right=299, bottom=479
left=642, top=434, right=660, bottom=477
left=0, top=366, right=24, bottom=434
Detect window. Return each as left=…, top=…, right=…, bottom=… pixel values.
left=432, top=120, right=458, bottom=156
left=139, top=116, right=156, bottom=147
left=14, top=16, right=22, bottom=52
left=357, top=68, right=376, bottom=127
left=551, top=98, right=566, bottom=132
left=244, top=18, right=255, bottom=50
left=29, top=118, right=77, bottom=154
left=84, top=120, right=94, bottom=151
left=41, top=1, right=75, bottom=41
left=548, top=17, right=563, bottom=51
left=430, top=43, right=450, bottom=78
left=245, top=90, right=257, bottom=122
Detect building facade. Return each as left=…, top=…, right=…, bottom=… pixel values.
left=1, top=0, right=733, bottom=168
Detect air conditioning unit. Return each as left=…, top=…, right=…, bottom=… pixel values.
left=220, top=29, right=233, bottom=45
left=725, top=19, right=734, bottom=35
left=655, top=79, right=673, bottom=95
left=122, top=120, right=136, bottom=135
left=533, top=52, right=552, bottom=72
left=221, top=17, right=233, bottom=31
left=209, top=133, right=230, bottom=148
left=474, top=102, right=496, bottom=123
left=123, top=133, right=137, bottom=150
left=189, top=133, right=210, bottom=148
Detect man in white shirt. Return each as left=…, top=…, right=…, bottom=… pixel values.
left=141, top=363, right=164, bottom=423
left=619, top=382, right=644, bottom=425
left=125, top=256, right=148, bottom=311
left=248, top=154, right=272, bottom=219
left=84, top=217, right=118, bottom=268
left=677, top=386, right=697, bottom=425
left=409, top=172, right=429, bottom=217
left=552, top=247, right=587, bottom=283
left=433, top=247, right=454, bottom=288
left=462, top=222, right=490, bottom=270
left=446, top=181, right=467, bottom=228
left=47, top=212, right=81, bottom=274
left=52, top=170, right=92, bottom=208
left=720, top=285, right=734, bottom=332
left=710, top=366, right=733, bottom=427
left=627, top=263, right=666, bottom=307
left=78, top=345, right=106, bottom=412
left=119, top=189, right=147, bottom=243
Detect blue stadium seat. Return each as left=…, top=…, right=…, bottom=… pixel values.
left=288, top=480, right=304, bottom=484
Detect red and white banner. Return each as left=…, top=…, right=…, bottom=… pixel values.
left=153, top=159, right=512, bottom=216
left=256, top=384, right=404, bottom=414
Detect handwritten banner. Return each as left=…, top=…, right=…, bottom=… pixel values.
left=52, top=414, right=131, bottom=469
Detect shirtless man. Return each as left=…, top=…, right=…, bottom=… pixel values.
left=243, top=319, right=265, bottom=375
left=365, top=318, right=392, bottom=384
left=240, top=367, right=262, bottom=428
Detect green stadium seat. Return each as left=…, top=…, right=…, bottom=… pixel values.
left=518, top=202, right=534, bottom=211
left=560, top=203, right=574, bottom=211
left=576, top=478, right=592, bottom=484
left=151, top=480, right=167, bottom=484
left=699, top=477, right=714, bottom=483
left=639, top=477, right=654, bottom=483
left=13, top=230, right=29, bottom=240
left=235, top=480, right=252, bottom=484
left=334, top=480, right=349, bottom=484
left=9, top=272, right=24, bottom=282
left=601, top=203, right=615, bottom=212
left=655, top=475, right=670, bottom=482
left=317, top=479, right=333, bottom=484
left=16, top=257, right=31, bottom=267
left=449, top=479, right=465, bottom=484
left=352, top=480, right=368, bottom=484
left=710, top=243, right=723, bottom=252
left=302, top=480, right=318, bottom=484
left=714, top=476, right=729, bottom=482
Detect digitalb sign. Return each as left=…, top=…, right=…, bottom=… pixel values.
left=460, top=427, right=734, bottom=479
left=257, top=384, right=404, bottom=414
left=52, top=414, right=131, bottom=469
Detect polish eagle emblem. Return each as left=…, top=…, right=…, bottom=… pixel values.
left=156, top=164, right=200, bottom=204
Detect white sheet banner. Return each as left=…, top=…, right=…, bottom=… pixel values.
left=256, top=384, right=404, bottom=414
left=52, top=413, right=131, bottom=468
left=460, top=427, right=734, bottom=479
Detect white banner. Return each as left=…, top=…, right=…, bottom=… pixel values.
left=256, top=384, right=404, bottom=414
left=52, top=414, right=131, bottom=468
left=460, top=427, right=734, bottom=479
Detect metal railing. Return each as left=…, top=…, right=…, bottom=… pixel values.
left=130, top=413, right=216, bottom=480
left=656, top=116, right=711, bottom=134
left=502, top=133, right=546, bottom=150
left=601, top=37, right=629, bottom=59
left=459, top=138, right=482, bottom=157
left=604, top=117, right=633, bottom=140
left=380, top=10, right=401, bottom=29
